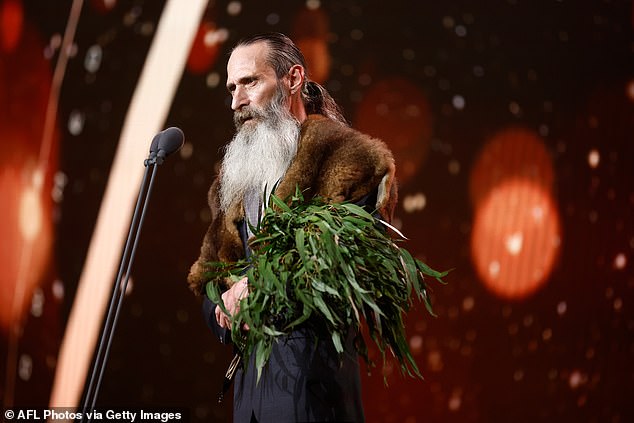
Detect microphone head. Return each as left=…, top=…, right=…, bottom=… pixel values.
left=157, top=127, right=185, bottom=158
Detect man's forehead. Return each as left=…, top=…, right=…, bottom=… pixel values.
left=227, top=42, right=271, bottom=76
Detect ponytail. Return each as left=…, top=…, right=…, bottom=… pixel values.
left=302, top=81, right=348, bottom=125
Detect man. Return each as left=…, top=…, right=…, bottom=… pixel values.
left=187, top=33, right=397, bottom=422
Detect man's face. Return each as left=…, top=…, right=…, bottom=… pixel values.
left=226, top=42, right=287, bottom=129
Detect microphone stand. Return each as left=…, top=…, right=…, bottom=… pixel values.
left=80, top=151, right=166, bottom=422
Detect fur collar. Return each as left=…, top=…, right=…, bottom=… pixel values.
left=187, top=115, right=397, bottom=295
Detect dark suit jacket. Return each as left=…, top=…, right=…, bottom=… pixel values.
left=203, top=296, right=364, bottom=422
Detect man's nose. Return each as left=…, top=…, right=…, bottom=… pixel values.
left=231, top=87, right=249, bottom=111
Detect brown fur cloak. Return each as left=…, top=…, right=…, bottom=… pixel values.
left=187, top=114, right=397, bottom=295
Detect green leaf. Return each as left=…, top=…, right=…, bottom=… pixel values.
left=312, top=280, right=341, bottom=297
left=339, top=202, right=374, bottom=221
left=331, top=331, right=344, bottom=354
left=263, top=325, right=285, bottom=336
left=295, top=228, right=307, bottom=260
left=254, top=340, right=272, bottom=383
left=313, top=293, right=338, bottom=325
left=269, top=193, right=292, bottom=212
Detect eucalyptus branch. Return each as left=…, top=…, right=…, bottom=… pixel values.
left=205, top=188, right=449, bottom=381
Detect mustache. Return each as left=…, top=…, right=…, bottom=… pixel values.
left=233, top=105, right=268, bottom=129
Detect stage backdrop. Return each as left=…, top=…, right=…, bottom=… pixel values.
left=1, top=0, right=632, bottom=422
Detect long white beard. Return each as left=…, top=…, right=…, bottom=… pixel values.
left=219, top=98, right=300, bottom=212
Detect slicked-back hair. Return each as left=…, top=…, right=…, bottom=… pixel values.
left=235, top=33, right=348, bottom=125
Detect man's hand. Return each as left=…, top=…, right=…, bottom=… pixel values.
left=215, top=277, right=249, bottom=329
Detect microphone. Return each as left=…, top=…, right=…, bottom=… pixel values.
left=82, top=126, right=185, bottom=422
left=145, top=127, right=185, bottom=165
left=156, top=127, right=185, bottom=163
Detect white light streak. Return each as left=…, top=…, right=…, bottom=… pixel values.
left=49, top=0, right=208, bottom=408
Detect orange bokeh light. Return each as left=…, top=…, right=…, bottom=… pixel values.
left=0, top=21, right=56, bottom=331
left=292, top=8, right=330, bottom=84
left=469, top=127, right=554, bottom=208
left=295, top=37, right=330, bottom=84
left=90, top=0, right=117, bottom=14
left=0, top=0, right=23, bottom=53
left=0, top=160, right=53, bottom=330
left=471, top=179, right=561, bottom=300
left=291, top=7, right=329, bottom=40
left=186, top=21, right=223, bottom=74
left=354, top=77, right=432, bottom=185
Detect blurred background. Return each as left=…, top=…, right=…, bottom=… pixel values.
left=1, top=0, right=632, bottom=421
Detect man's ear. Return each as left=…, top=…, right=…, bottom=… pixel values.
left=287, top=64, right=305, bottom=94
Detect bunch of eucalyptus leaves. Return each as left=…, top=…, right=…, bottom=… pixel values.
left=205, top=189, right=448, bottom=381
